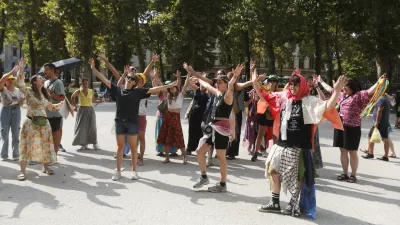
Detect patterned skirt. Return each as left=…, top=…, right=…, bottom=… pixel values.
left=19, top=119, right=57, bottom=163
left=156, top=111, right=185, bottom=149
left=155, top=116, right=177, bottom=153
left=312, top=127, right=323, bottom=169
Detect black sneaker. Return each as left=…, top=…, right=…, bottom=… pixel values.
left=156, top=152, right=165, bottom=157
left=59, top=145, right=66, bottom=152
left=258, top=201, right=281, bottom=213
left=170, top=152, right=179, bottom=157
left=377, top=156, right=389, bottom=161
left=362, top=153, right=374, bottom=159
left=251, top=154, right=258, bottom=162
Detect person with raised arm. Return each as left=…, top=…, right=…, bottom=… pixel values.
left=156, top=70, right=188, bottom=164
left=253, top=68, right=345, bottom=217
left=89, top=58, right=177, bottom=181
left=15, top=58, right=64, bottom=181
left=0, top=65, right=24, bottom=161
left=334, top=75, right=385, bottom=183
left=191, top=64, right=241, bottom=193
left=150, top=68, right=179, bottom=157
left=71, top=78, right=104, bottom=150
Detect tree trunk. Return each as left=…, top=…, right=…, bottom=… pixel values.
left=313, top=18, right=322, bottom=75
left=134, top=15, right=145, bottom=72
left=376, top=57, right=391, bottom=81
left=243, top=29, right=251, bottom=80
left=28, top=30, right=36, bottom=78
left=266, top=42, right=276, bottom=75
left=0, top=8, right=5, bottom=76
left=335, top=14, right=342, bottom=75
left=325, top=37, right=334, bottom=86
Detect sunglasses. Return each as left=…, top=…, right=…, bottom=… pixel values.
left=126, top=76, right=136, bottom=82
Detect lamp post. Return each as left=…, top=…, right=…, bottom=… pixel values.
left=17, top=31, right=24, bottom=58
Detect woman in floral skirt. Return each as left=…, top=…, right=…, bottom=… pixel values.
left=16, top=59, right=64, bottom=181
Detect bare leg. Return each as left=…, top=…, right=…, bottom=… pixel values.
left=127, top=135, right=138, bottom=171
left=388, top=138, right=395, bottom=154
left=382, top=139, right=389, bottom=157
left=340, top=148, right=349, bottom=175
left=115, top=135, right=126, bottom=172
left=181, top=147, right=187, bottom=164
left=349, top=150, right=359, bottom=177
left=164, top=146, right=170, bottom=163
left=254, top=125, right=266, bottom=156
left=196, top=144, right=209, bottom=175
left=52, top=130, right=62, bottom=155
left=367, top=139, right=375, bottom=155
left=271, top=171, right=281, bottom=194
left=138, top=131, right=145, bottom=166
left=216, top=149, right=227, bottom=182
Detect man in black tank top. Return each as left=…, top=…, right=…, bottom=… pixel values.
left=184, top=63, right=243, bottom=193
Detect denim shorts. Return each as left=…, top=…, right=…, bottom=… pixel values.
left=115, top=120, right=139, bottom=136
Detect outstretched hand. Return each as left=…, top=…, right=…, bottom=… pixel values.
left=252, top=68, right=259, bottom=82
left=152, top=55, right=160, bottom=62
left=379, top=73, right=387, bottom=80
left=233, top=64, right=244, bottom=77
left=89, top=58, right=95, bottom=68
left=19, top=58, right=27, bottom=69
left=333, top=75, right=346, bottom=92
left=250, top=61, right=256, bottom=72
left=11, top=65, right=20, bottom=74
left=97, top=55, right=107, bottom=62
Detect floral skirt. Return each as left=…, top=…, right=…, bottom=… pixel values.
left=19, top=119, right=57, bottom=163
left=157, top=111, right=185, bottom=149
left=155, top=116, right=177, bottom=153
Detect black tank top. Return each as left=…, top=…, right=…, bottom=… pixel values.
left=212, top=93, right=233, bottom=119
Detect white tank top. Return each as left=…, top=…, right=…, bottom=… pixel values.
left=167, top=93, right=183, bottom=109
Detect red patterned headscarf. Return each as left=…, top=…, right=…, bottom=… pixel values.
left=286, top=69, right=310, bottom=101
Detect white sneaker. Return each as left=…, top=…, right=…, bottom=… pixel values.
left=131, top=171, right=139, bottom=180
left=93, top=144, right=100, bottom=150
left=79, top=145, right=88, bottom=150
left=112, top=171, right=121, bottom=181
left=206, top=158, right=213, bottom=167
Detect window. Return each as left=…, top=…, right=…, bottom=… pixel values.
left=12, top=48, right=17, bottom=57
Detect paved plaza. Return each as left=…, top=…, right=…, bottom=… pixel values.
left=0, top=97, right=399, bottom=225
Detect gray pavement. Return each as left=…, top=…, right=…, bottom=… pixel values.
left=0, top=97, right=399, bottom=225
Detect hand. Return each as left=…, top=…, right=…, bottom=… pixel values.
left=89, top=58, right=95, bottom=68
left=169, top=80, right=178, bottom=87
left=250, top=61, right=256, bottom=72
left=379, top=73, right=387, bottom=80
left=314, top=74, right=322, bottom=83
left=97, top=55, right=107, bottom=62
left=312, top=78, right=319, bottom=88
left=229, top=69, right=240, bottom=88
left=19, top=58, right=27, bottom=69
left=252, top=68, right=259, bottom=82
left=373, top=122, right=379, bottom=128
left=233, top=64, right=244, bottom=77
left=152, top=55, right=159, bottom=62
left=333, top=75, right=346, bottom=93
left=123, top=65, right=130, bottom=75
left=176, top=70, right=181, bottom=79
left=258, top=74, right=267, bottom=81
left=183, top=62, right=189, bottom=70
left=11, top=65, right=20, bottom=74
left=18, top=98, right=24, bottom=106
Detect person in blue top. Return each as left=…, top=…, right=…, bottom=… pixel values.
left=89, top=58, right=177, bottom=181
left=362, top=95, right=391, bottom=161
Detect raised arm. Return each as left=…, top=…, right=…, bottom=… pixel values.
left=183, top=63, right=213, bottom=84
left=89, top=58, right=112, bottom=89
left=198, top=78, right=219, bottom=96
left=251, top=69, right=267, bottom=103
left=71, top=89, right=80, bottom=108
left=181, top=71, right=190, bottom=97
left=316, top=75, right=333, bottom=93
left=16, top=58, right=27, bottom=92
left=326, top=75, right=346, bottom=110
left=0, top=66, right=19, bottom=91
left=143, top=55, right=159, bottom=78
left=312, top=76, right=326, bottom=100
left=224, top=67, right=241, bottom=105
left=117, top=65, right=129, bottom=88
left=176, top=70, right=182, bottom=90
left=98, top=55, right=121, bottom=80
left=367, top=74, right=386, bottom=97
left=147, top=81, right=177, bottom=95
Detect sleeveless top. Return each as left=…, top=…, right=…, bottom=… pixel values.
left=212, top=93, right=233, bottom=119
left=79, top=89, right=93, bottom=107
left=167, top=92, right=183, bottom=109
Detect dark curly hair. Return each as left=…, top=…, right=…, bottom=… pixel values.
left=30, top=75, right=50, bottom=100
left=345, top=77, right=362, bottom=94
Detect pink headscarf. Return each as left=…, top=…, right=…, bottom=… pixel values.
left=286, top=69, right=310, bottom=101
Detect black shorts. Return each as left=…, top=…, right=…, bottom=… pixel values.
left=333, top=125, right=361, bottom=151
left=47, top=117, right=63, bottom=132
left=368, top=125, right=389, bottom=139
left=206, top=131, right=229, bottom=150
left=257, top=114, right=273, bottom=127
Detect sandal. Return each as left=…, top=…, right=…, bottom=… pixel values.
left=183, top=155, right=188, bottom=165
left=42, top=167, right=54, bottom=175
left=347, top=175, right=357, bottom=183
left=337, top=174, right=349, bottom=181
left=17, top=171, right=26, bottom=181
left=359, top=148, right=368, bottom=154
left=389, top=153, right=397, bottom=158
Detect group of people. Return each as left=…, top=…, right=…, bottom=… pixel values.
left=0, top=55, right=396, bottom=219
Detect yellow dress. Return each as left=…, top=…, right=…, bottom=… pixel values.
left=18, top=79, right=63, bottom=163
